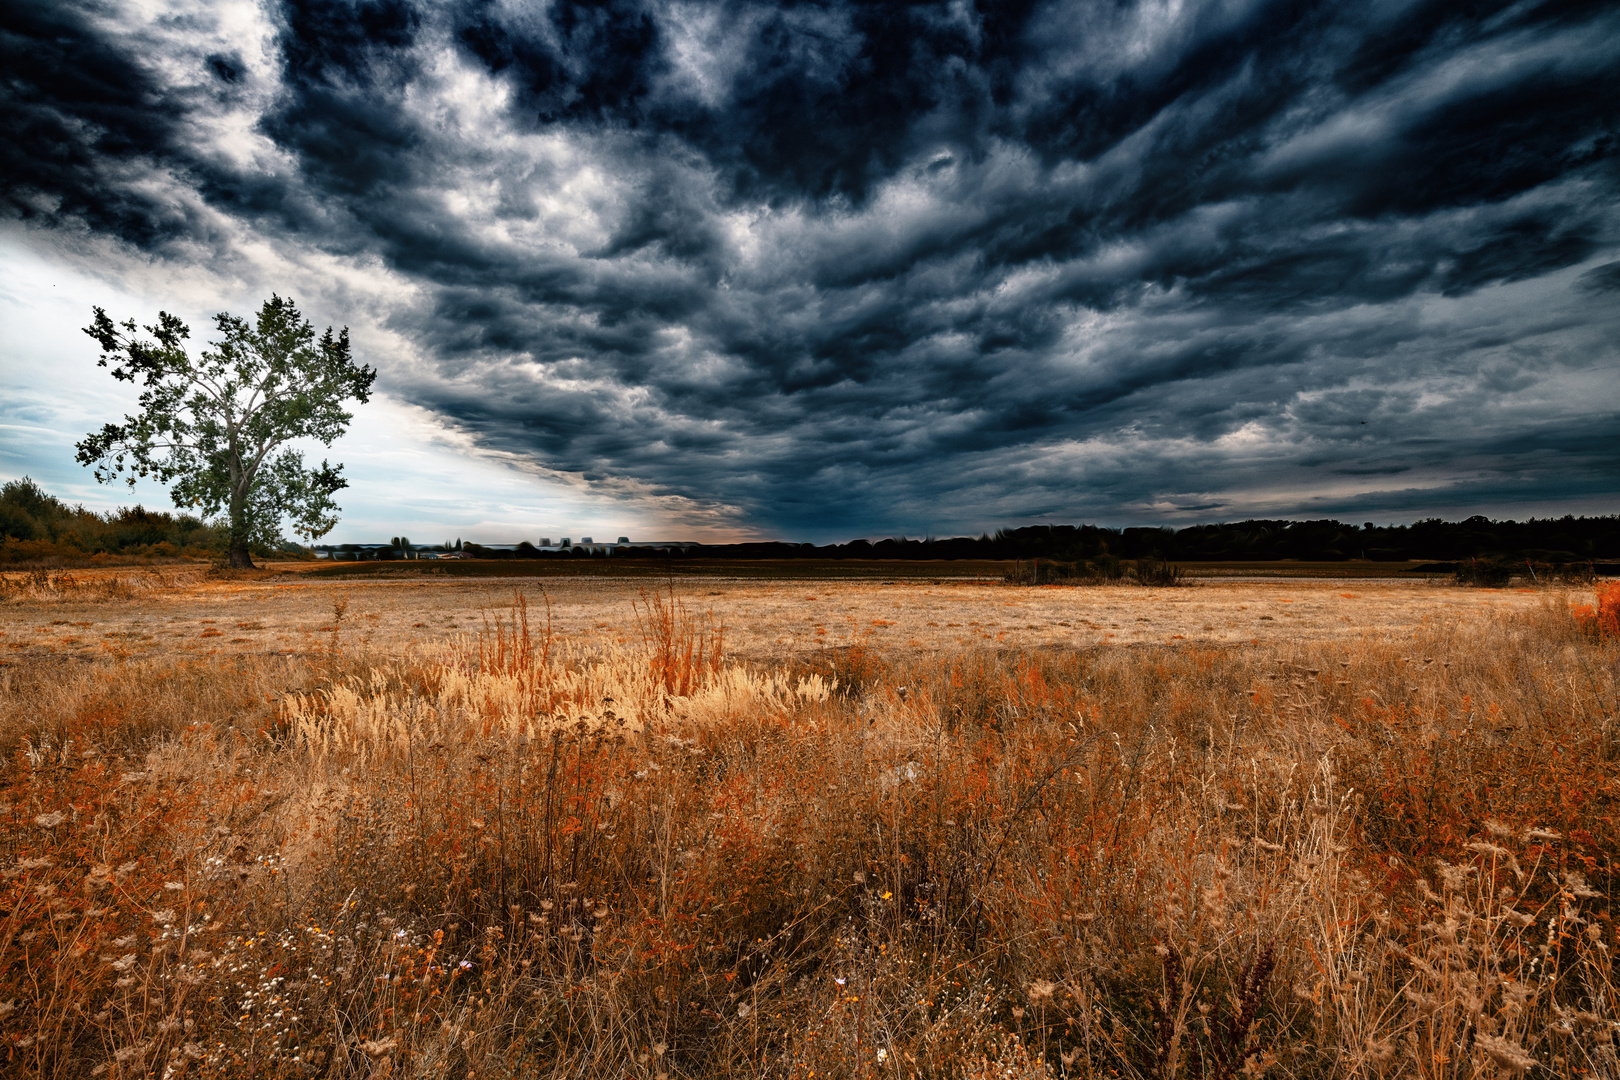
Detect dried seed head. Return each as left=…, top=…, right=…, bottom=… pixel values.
left=1565, top=872, right=1603, bottom=899
left=1403, top=989, right=1440, bottom=1015
left=361, top=1037, right=397, bottom=1058
left=1435, top=860, right=1476, bottom=893
left=1365, top=1036, right=1395, bottom=1064
left=1475, top=1034, right=1536, bottom=1074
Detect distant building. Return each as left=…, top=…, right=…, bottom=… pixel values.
left=309, top=535, right=701, bottom=560
left=312, top=544, right=393, bottom=560
left=627, top=540, right=702, bottom=554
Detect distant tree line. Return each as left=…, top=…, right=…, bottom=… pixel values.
left=0, top=476, right=232, bottom=565
left=622, top=517, right=1618, bottom=564
left=449, top=516, right=1620, bottom=565
left=8, top=473, right=1615, bottom=569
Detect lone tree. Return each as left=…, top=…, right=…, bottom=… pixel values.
left=76, top=295, right=376, bottom=568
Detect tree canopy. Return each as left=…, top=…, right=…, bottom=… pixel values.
left=76, top=295, right=376, bottom=568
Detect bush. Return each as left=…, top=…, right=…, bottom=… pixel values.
left=1130, top=557, right=1185, bottom=586
left=1003, top=554, right=1151, bottom=586
left=0, top=477, right=225, bottom=566
left=1572, top=581, right=1620, bottom=638
left=1454, top=557, right=1513, bottom=586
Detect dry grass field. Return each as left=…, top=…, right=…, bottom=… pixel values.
left=0, top=563, right=1559, bottom=663
left=3, top=565, right=1619, bottom=1080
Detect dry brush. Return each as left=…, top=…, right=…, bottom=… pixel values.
left=1, top=586, right=1618, bottom=1078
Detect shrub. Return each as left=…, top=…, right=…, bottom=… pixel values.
left=1454, top=557, right=1513, bottom=586
left=1572, top=581, right=1620, bottom=638
left=1003, top=555, right=1156, bottom=586
left=1130, top=557, right=1185, bottom=586
left=0, top=478, right=226, bottom=567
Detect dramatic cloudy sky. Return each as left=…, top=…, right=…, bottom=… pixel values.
left=2, top=0, right=1617, bottom=542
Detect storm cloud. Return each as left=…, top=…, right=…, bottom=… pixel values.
left=4, top=0, right=1617, bottom=537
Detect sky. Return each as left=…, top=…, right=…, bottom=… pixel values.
left=2, top=0, right=1617, bottom=544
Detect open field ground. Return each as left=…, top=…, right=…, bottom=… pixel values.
left=3, top=567, right=1619, bottom=1079
left=295, top=559, right=1446, bottom=582
left=0, top=563, right=1560, bottom=665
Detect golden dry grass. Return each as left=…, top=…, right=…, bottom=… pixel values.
left=2, top=572, right=1617, bottom=1079
left=0, top=566, right=1563, bottom=664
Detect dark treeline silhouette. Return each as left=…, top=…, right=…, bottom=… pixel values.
left=448, top=515, right=1620, bottom=565
left=11, top=470, right=1611, bottom=569
left=598, top=516, right=1620, bottom=564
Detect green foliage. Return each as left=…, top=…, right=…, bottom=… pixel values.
left=0, top=476, right=227, bottom=563
left=75, top=295, right=375, bottom=566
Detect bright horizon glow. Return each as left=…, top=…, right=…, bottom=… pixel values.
left=0, top=231, right=749, bottom=545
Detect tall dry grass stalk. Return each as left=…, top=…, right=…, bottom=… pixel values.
left=2, top=588, right=1617, bottom=1078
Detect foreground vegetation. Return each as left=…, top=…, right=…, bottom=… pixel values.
left=3, top=584, right=1619, bottom=1078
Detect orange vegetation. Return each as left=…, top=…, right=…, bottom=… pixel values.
left=0, top=584, right=1617, bottom=1078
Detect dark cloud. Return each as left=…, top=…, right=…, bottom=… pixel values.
left=2, top=0, right=1616, bottom=536
left=1578, top=261, right=1620, bottom=294
left=0, top=2, right=192, bottom=244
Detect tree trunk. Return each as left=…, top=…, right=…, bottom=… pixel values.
left=227, top=482, right=255, bottom=569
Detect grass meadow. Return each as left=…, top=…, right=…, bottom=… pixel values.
left=2, top=570, right=1619, bottom=1079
